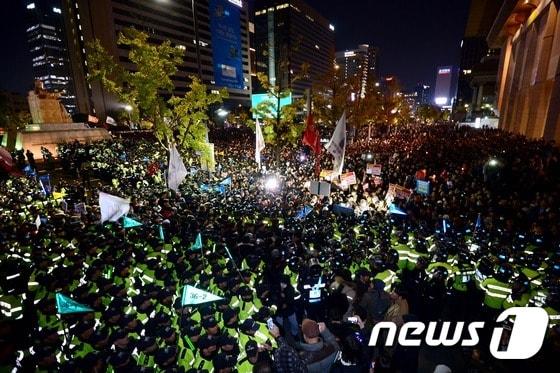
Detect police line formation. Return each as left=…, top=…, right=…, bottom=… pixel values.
left=1, top=124, right=560, bottom=372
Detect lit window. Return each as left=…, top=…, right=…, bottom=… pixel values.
left=27, top=3, right=35, bottom=10
left=329, top=24, right=335, bottom=31
left=53, top=7, right=61, bottom=14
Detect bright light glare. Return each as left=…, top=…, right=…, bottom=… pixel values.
left=264, top=176, right=279, bottom=191
left=488, top=159, right=499, bottom=167
left=124, top=105, right=133, bottom=112
left=299, top=154, right=306, bottom=162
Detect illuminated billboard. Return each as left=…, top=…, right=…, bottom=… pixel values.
left=251, top=93, right=293, bottom=119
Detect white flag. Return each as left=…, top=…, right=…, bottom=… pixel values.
left=106, top=116, right=117, bottom=126
left=99, top=192, right=130, bottom=223
left=168, top=144, right=188, bottom=192
left=35, top=215, right=41, bottom=229
left=181, top=285, right=224, bottom=306
left=255, top=118, right=265, bottom=166
left=325, top=111, right=347, bottom=176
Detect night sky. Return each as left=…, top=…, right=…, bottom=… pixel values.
left=305, top=0, right=471, bottom=89
left=0, top=0, right=470, bottom=94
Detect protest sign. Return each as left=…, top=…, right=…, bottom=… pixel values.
left=367, top=163, right=382, bottom=176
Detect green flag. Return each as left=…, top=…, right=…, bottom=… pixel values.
left=190, top=233, right=202, bottom=251
left=181, top=285, right=223, bottom=306
left=123, top=216, right=143, bottom=228
left=159, top=225, right=164, bottom=241
left=55, top=293, right=93, bottom=314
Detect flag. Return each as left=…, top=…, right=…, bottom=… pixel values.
left=389, top=204, right=407, bottom=216
left=181, top=285, right=223, bottom=306
left=255, top=118, right=265, bottom=166
left=443, top=219, right=451, bottom=234
left=99, top=192, right=130, bottom=223
left=191, top=233, right=203, bottom=251
left=55, top=293, right=93, bottom=314
left=295, top=205, right=313, bottom=220
left=475, top=213, right=483, bottom=231
left=325, top=111, right=346, bottom=177
left=123, top=216, right=142, bottom=228
left=302, top=90, right=321, bottom=154
left=35, top=215, right=41, bottom=229
left=106, top=116, right=117, bottom=126
left=159, top=225, right=165, bottom=241
left=52, top=191, right=66, bottom=200
left=220, top=177, right=232, bottom=186
left=39, top=174, right=52, bottom=196
left=168, top=144, right=188, bottom=192
left=87, top=115, right=99, bottom=124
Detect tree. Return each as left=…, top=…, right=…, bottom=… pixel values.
left=0, top=94, right=31, bottom=150
left=416, top=104, right=441, bottom=125
left=251, top=72, right=304, bottom=146
left=87, top=28, right=226, bottom=151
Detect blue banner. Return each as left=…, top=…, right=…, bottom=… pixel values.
left=209, top=0, right=244, bottom=89
left=39, top=174, right=51, bottom=196
left=416, top=180, right=431, bottom=195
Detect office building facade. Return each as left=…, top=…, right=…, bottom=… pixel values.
left=25, top=0, right=77, bottom=115
left=62, top=0, right=252, bottom=119
left=456, top=0, right=502, bottom=119
left=335, top=44, right=377, bottom=98
left=489, top=0, right=560, bottom=141
left=253, top=0, right=335, bottom=96
left=434, top=66, right=459, bottom=109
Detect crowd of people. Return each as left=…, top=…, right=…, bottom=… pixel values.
left=1, top=123, right=560, bottom=373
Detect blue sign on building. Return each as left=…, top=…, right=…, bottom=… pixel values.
left=209, top=0, right=244, bottom=90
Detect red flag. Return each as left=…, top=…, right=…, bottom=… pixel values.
left=302, top=113, right=321, bottom=154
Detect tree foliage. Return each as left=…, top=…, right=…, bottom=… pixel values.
left=251, top=72, right=304, bottom=146
left=87, top=28, right=227, bottom=151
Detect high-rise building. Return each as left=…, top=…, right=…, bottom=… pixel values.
left=456, top=0, right=502, bottom=118
left=24, top=0, right=77, bottom=115
left=335, top=44, right=377, bottom=98
left=62, top=0, right=252, bottom=119
left=414, top=84, right=432, bottom=106
left=253, top=0, right=335, bottom=96
left=433, top=66, right=458, bottom=109
left=488, top=0, right=560, bottom=141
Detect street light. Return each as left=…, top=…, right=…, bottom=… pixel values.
left=488, top=158, right=499, bottom=167
left=264, top=176, right=280, bottom=192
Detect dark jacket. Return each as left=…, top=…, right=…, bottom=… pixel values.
left=294, top=328, right=340, bottom=373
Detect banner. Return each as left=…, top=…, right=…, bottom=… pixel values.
left=295, top=205, right=313, bottom=220
left=340, top=172, right=357, bottom=187
left=333, top=204, right=354, bottom=216
left=200, top=143, right=216, bottom=173
left=209, top=0, right=244, bottom=89
left=74, top=203, right=86, bottom=215
left=39, top=174, right=51, bottom=196
left=386, top=184, right=412, bottom=204
left=367, top=164, right=382, bottom=176
left=309, top=181, right=331, bottom=197
left=416, top=180, right=431, bottom=196
left=181, top=285, right=224, bottom=306
left=320, top=170, right=336, bottom=181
